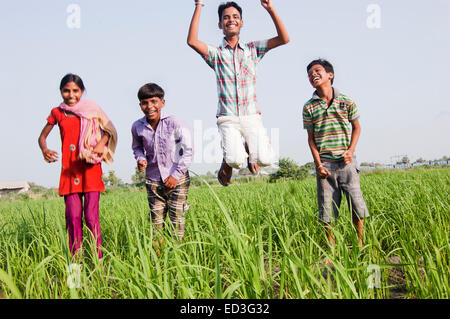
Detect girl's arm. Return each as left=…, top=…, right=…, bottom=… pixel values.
left=187, top=0, right=209, bottom=56
left=261, top=0, right=290, bottom=50
left=92, top=132, right=110, bottom=155
left=38, top=123, right=59, bottom=163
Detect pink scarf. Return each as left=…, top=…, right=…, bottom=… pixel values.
left=59, top=99, right=117, bottom=164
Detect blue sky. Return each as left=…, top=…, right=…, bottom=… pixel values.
left=1, top=0, right=449, bottom=187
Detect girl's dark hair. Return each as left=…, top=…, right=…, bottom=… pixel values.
left=307, top=59, right=335, bottom=84
left=60, top=73, right=85, bottom=91
left=138, top=83, right=165, bottom=101
left=218, top=2, right=243, bottom=21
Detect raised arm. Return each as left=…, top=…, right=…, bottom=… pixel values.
left=261, top=0, right=290, bottom=50
left=187, top=1, right=209, bottom=56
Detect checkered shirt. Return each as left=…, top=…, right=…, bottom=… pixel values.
left=203, top=38, right=269, bottom=117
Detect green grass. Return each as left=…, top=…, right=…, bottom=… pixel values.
left=0, top=167, right=448, bottom=299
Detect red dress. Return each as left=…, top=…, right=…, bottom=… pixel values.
left=47, top=108, right=105, bottom=196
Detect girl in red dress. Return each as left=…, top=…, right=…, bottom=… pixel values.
left=38, top=74, right=117, bottom=261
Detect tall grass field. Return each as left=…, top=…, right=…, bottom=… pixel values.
left=0, top=168, right=448, bottom=299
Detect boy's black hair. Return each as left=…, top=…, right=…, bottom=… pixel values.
left=307, top=59, right=335, bottom=84
left=218, top=2, right=243, bottom=21
left=138, top=83, right=165, bottom=101
left=60, top=73, right=85, bottom=91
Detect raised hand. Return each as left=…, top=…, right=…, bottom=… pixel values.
left=261, top=0, right=274, bottom=11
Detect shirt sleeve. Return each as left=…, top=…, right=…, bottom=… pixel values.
left=348, top=100, right=360, bottom=122
left=46, top=108, right=58, bottom=125
left=303, top=106, right=314, bottom=130
left=131, top=122, right=147, bottom=163
left=249, top=40, right=269, bottom=63
left=202, top=45, right=219, bottom=69
left=170, top=120, right=194, bottom=180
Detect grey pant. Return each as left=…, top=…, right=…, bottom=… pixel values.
left=317, top=159, right=369, bottom=223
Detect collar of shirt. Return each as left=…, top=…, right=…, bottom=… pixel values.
left=220, top=37, right=245, bottom=50
left=139, top=111, right=170, bottom=130
left=312, top=87, right=341, bottom=101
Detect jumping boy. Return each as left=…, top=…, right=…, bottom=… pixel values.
left=187, top=0, right=289, bottom=186
left=132, top=83, right=193, bottom=247
left=302, top=59, right=369, bottom=250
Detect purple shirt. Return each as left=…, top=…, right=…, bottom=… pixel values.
left=131, top=113, right=193, bottom=182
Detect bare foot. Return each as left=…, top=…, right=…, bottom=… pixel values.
left=217, top=160, right=232, bottom=186
left=247, top=160, right=260, bottom=175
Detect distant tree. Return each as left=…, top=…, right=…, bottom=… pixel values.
left=131, top=167, right=146, bottom=185
left=397, top=156, right=410, bottom=165
left=103, top=170, right=123, bottom=187
left=361, top=162, right=375, bottom=167
left=301, top=162, right=316, bottom=171
left=28, top=182, right=47, bottom=193
left=270, top=157, right=308, bottom=182
left=415, top=157, right=426, bottom=163
left=361, top=162, right=384, bottom=167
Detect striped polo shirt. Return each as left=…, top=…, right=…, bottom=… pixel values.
left=303, top=88, right=360, bottom=162
left=202, top=38, right=269, bottom=117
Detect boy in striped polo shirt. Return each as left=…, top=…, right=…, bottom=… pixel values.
left=187, top=0, right=289, bottom=186
left=303, top=59, right=369, bottom=250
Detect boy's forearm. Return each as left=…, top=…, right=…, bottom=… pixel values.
left=131, top=139, right=146, bottom=162
left=187, top=4, right=201, bottom=43
left=131, top=127, right=146, bottom=161
left=308, top=132, right=322, bottom=167
left=308, top=136, right=323, bottom=167
left=348, top=123, right=361, bottom=153
left=133, top=147, right=146, bottom=162
left=187, top=3, right=208, bottom=54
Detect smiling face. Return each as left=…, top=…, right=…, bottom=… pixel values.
left=308, top=64, right=334, bottom=89
left=219, top=7, right=243, bottom=38
left=139, top=96, right=165, bottom=126
left=61, top=81, right=83, bottom=106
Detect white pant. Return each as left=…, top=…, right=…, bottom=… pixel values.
left=217, top=114, right=274, bottom=169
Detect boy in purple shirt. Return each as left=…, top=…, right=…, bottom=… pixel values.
left=131, top=83, right=193, bottom=246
